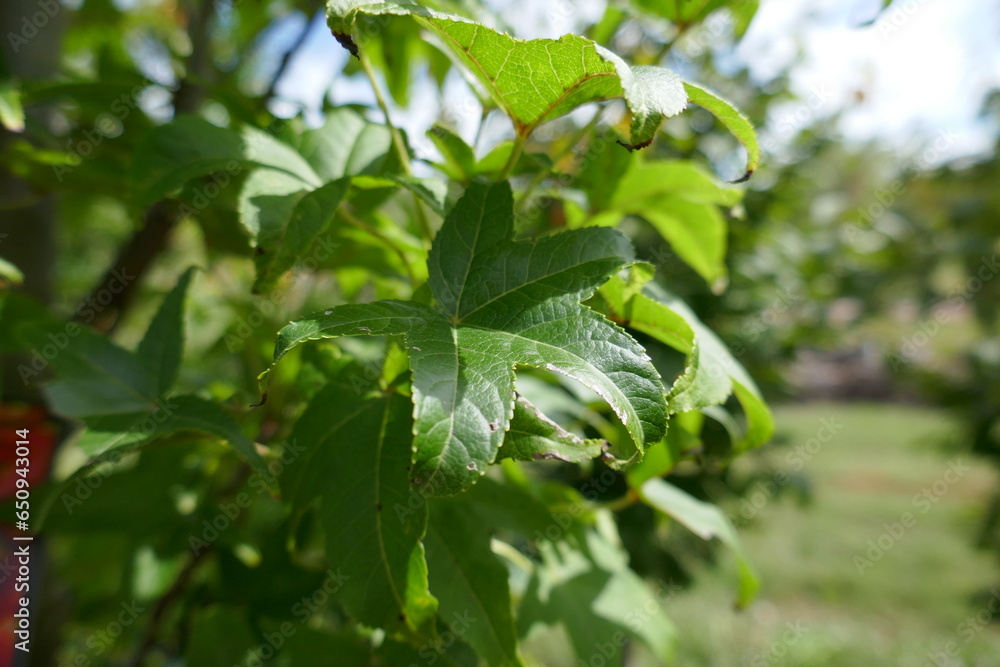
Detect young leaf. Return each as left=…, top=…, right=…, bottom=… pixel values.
left=328, top=1, right=686, bottom=147
left=638, top=198, right=728, bottom=289
left=637, top=478, right=759, bottom=607
left=600, top=272, right=773, bottom=451
left=683, top=82, right=761, bottom=181
left=264, top=181, right=666, bottom=495
left=425, top=498, right=524, bottom=666
left=137, top=266, right=196, bottom=395
left=286, top=382, right=438, bottom=638
left=579, top=158, right=740, bottom=288
left=498, top=395, right=606, bottom=463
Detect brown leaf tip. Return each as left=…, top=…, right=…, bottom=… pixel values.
left=732, top=169, right=753, bottom=184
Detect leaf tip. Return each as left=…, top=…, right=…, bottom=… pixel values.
left=732, top=169, right=753, bottom=184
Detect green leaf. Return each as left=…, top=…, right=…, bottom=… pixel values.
left=265, top=182, right=666, bottom=495
left=239, top=173, right=349, bottom=292
left=637, top=478, right=759, bottom=607
left=609, top=160, right=742, bottom=208
left=600, top=271, right=773, bottom=451
left=428, top=124, right=477, bottom=182
left=518, top=518, right=676, bottom=665
left=328, top=1, right=686, bottom=146
left=185, top=606, right=258, bottom=667
left=498, top=396, right=606, bottom=463
left=21, top=323, right=158, bottom=417
left=640, top=197, right=728, bottom=288
left=296, top=108, right=394, bottom=181
left=683, top=81, right=760, bottom=181
left=0, top=80, right=25, bottom=132
left=425, top=498, right=524, bottom=666
left=286, top=382, right=438, bottom=637
left=582, top=159, right=740, bottom=287
left=137, top=267, right=196, bottom=395
left=0, top=256, right=25, bottom=287
left=133, top=116, right=319, bottom=207
left=74, top=395, right=264, bottom=472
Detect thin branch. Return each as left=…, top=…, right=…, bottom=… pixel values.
left=515, top=105, right=605, bottom=212
left=124, top=546, right=213, bottom=667
left=260, top=11, right=318, bottom=109
left=77, top=0, right=217, bottom=333
left=338, top=207, right=417, bottom=286
left=357, top=48, right=412, bottom=176
left=498, top=134, right=526, bottom=182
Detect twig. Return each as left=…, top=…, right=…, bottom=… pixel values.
left=357, top=48, right=412, bottom=176
left=77, top=0, right=217, bottom=333
left=498, top=133, right=527, bottom=181
left=260, top=11, right=318, bottom=109
left=515, top=105, right=605, bottom=212
left=338, top=207, right=417, bottom=286
left=124, top=546, right=213, bottom=667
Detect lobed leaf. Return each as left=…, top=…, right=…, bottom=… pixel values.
left=601, top=270, right=773, bottom=452
left=425, top=498, right=524, bottom=666
left=327, top=0, right=686, bottom=147
left=265, top=181, right=666, bottom=495
left=498, top=395, right=606, bottom=463
left=286, top=381, right=438, bottom=638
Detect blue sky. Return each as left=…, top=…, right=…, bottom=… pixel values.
left=265, top=0, right=1000, bottom=166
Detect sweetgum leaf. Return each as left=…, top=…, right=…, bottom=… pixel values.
left=600, top=269, right=773, bottom=452
left=264, top=181, right=666, bottom=495
left=498, top=395, right=606, bottom=463
left=327, top=0, right=686, bottom=146
left=285, top=380, right=438, bottom=638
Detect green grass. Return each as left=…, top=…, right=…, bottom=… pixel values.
left=659, top=403, right=1000, bottom=666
